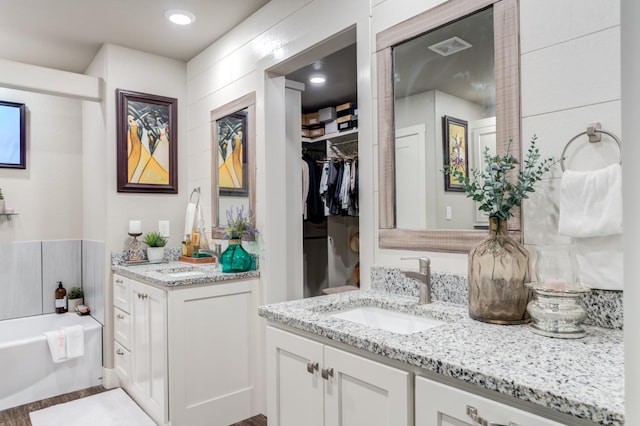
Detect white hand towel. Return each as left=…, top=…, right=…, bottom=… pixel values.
left=45, top=329, right=67, bottom=363
left=184, top=202, right=197, bottom=240
left=558, top=164, right=623, bottom=238
left=65, top=325, right=85, bottom=360
left=574, top=234, right=623, bottom=290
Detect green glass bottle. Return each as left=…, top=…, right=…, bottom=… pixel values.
left=220, top=240, right=252, bottom=273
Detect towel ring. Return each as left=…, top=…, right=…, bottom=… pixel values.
left=560, top=126, right=622, bottom=171
left=190, top=187, right=201, bottom=205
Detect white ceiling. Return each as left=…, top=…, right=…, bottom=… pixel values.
left=0, top=0, right=270, bottom=74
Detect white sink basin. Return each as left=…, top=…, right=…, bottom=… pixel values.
left=156, top=267, right=206, bottom=279
left=327, top=306, right=444, bottom=335
left=165, top=271, right=206, bottom=278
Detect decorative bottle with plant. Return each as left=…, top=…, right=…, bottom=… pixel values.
left=220, top=206, right=258, bottom=273
left=445, top=135, right=559, bottom=324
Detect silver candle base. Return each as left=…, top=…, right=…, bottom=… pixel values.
left=525, top=282, right=590, bottom=339
left=127, top=233, right=145, bottom=262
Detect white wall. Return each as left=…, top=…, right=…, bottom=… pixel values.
left=83, top=43, right=188, bottom=369
left=186, top=0, right=372, bottom=298
left=519, top=0, right=622, bottom=290
left=0, top=87, right=83, bottom=241
left=622, top=0, right=639, bottom=422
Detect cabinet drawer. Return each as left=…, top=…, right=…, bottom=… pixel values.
left=113, top=275, right=130, bottom=313
left=114, top=307, right=130, bottom=349
left=114, top=341, right=131, bottom=385
left=415, top=376, right=564, bottom=426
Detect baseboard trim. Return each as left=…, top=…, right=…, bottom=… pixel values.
left=101, top=367, right=120, bottom=389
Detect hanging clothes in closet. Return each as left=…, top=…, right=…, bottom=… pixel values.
left=317, top=158, right=359, bottom=217
left=302, top=149, right=326, bottom=224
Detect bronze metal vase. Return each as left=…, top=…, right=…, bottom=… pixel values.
left=468, top=217, right=532, bottom=324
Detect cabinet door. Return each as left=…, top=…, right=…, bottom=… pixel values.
left=415, top=376, right=564, bottom=426
left=324, top=346, right=410, bottom=426
left=130, top=280, right=167, bottom=425
left=168, top=279, right=257, bottom=426
left=113, top=274, right=130, bottom=312
left=267, top=326, right=324, bottom=426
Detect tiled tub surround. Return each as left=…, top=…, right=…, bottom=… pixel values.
left=259, top=289, right=623, bottom=424
left=370, top=266, right=623, bottom=329
left=0, top=240, right=105, bottom=323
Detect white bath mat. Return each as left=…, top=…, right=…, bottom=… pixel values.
left=29, top=388, right=156, bottom=426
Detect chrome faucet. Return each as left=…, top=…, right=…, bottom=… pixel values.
left=401, top=257, right=431, bottom=304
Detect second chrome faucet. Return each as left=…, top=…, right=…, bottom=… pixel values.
left=401, top=257, right=431, bottom=304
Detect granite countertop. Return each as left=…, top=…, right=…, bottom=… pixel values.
left=112, top=261, right=259, bottom=288
left=258, top=289, right=624, bottom=425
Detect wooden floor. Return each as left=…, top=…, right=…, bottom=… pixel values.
left=0, top=387, right=267, bottom=426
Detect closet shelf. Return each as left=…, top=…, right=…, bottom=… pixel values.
left=301, top=128, right=358, bottom=144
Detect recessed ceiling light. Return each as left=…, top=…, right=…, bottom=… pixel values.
left=310, top=76, right=326, bottom=84
left=165, top=9, right=196, bottom=25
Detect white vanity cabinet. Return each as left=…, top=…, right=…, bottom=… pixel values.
left=266, top=326, right=410, bottom=426
left=112, top=273, right=261, bottom=426
left=415, top=376, right=564, bottom=426
left=113, top=274, right=168, bottom=425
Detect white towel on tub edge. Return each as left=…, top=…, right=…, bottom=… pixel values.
left=64, top=325, right=84, bottom=360
left=44, top=329, right=67, bottom=363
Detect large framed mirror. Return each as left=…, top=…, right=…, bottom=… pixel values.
left=210, top=92, right=256, bottom=239
left=377, top=0, right=520, bottom=252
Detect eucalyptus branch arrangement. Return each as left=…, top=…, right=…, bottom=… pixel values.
left=446, top=135, right=560, bottom=220
left=224, top=205, right=258, bottom=240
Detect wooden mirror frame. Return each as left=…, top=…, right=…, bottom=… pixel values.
left=210, top=92, right=256, bottom=239
left=377, top=0, right=521, bottom=253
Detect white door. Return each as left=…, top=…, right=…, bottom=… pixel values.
left=129, top=280, right=167, bottom=425
left=415, top=376, right=564, bottom=426
left=145, top=283, right=167, bottom=423
left=324, top=346, right=410, bottom=426
left=469, top=117, right=496, bottom=227
left=395, top=124, right=427, bottom=229
left=267, top=326, right=324, bottom=426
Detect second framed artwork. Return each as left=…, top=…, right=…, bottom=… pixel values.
left=216, top=110, right=248, bottom=196
left=442, top=115, right=468, bottom=192
left=116, top=89, right=178, bottom=193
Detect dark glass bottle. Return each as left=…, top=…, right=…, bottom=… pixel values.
left=55, top=282, right=67, bottom=314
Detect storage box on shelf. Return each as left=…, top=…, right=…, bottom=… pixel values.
left=318, top=106, right=336, bottom=123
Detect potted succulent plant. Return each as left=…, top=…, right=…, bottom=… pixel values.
left=68, top=286, right=84, bottom=312
left=144, top=231, right=168, bottom=262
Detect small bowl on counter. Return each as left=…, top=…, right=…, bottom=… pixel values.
left=525, top=282, right=591, bottom=339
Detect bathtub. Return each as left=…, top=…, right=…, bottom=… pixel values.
left=0, top=312, right=102, bottom=410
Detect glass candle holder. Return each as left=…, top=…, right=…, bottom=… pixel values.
left=527, top=243, right=590, bottom=338
left=535, top=244, right=580, bottom=290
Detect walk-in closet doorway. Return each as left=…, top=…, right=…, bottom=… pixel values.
left=265, top=26, right=360, bottom=301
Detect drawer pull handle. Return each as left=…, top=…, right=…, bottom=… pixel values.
left=466, top=406, right=521, bottom=426
left=116, top=349, right=125, bottom=356
left=116, top=279, right=123, bottom=283
left=116, top=314, right=124, bottom=320
left=306, top=362, right=319, bottom=374
left=321, top=368, right=333, bottom=380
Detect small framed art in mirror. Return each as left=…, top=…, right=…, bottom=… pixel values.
left=210, top=92, right=256, bottom=239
